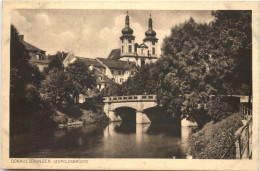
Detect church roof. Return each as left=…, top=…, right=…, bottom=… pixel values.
left=138, top=43, right=148, bottom=48
left=22, top=41, right=45, bottom=52
left=107, top=48, right=121, bottom=60
left=97, top=58, right=136, bottom=70
left=76, top=57, right=105, bottom=68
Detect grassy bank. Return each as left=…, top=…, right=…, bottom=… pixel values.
left=188, top=112, right=243, bottom=159
left=52, top=102, right=109, bottom=125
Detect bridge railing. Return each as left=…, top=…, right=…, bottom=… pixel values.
left=103, top=95, right=157, bottom=103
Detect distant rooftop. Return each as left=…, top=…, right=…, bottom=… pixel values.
left=76, top=57, right=105, bottom=68
left=107, top=48, right=121, bottom=60
left=21, top=41, right=45, bottom=53
left=97, top=58, right=136, bottom=70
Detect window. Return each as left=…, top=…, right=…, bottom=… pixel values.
left=141, top=60, right=145, bottom=67
left=152, top=41, right=156, bottom=45
left=105, top=84, right=107, bottom=87
left=141, top=49, right=143, bottom=54
left=100, top=77, right=103, bottom=80
left=129, top=45, right=132, bottom=53
left=118, top=71, right=122, bottom=75
left=98, top=84, right=101, bottom=89
left=111, top=70, right=114, bottom=74
left=128, top=39, right=132, bottom=43
left=152, top=47, right=155, bottom=55
left=122, top=39, right=124, bottom=43
left=120, top=78, right=124, bottom=83
left=122, top=46, right=124, bottom=53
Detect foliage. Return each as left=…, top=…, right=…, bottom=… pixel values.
left=40, top=69, right=74, bottom=109
left=47, top=52, right=64, bottom=72
left=207, top=96, right=240, bottom=123
left=29, top=64, right=44, bottom=88
left=101, top=82, right=122, bottom=97
left=10, top=25, right=30, bottom=81
left=53, top=103, right=109, bottom=125
left=189, top=112, right=243, bottom=159
left=158, top=18, right=219, bottom=126
left=10, top=25, right=31, bottom=135
left=157, top=11, right=251, bottom=127
left=65, top=59, right=96, bottom=97
left=211, top=10, right=252, bottom=95
left=121, top=63, right=159, bottom=95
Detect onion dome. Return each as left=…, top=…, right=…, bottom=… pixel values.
left=143, top=15, right=158, bottom=42
left=120, top=11, right=135, bottom=40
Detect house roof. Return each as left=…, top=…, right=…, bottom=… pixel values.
left=93, top=68, right=114, bottom=84
left=76, top=57, right=105, bottom=68
left=63, top=52, right=75, bottom=64
left=22, top=41, right=45, bottom=52
left=107, top=48, right=121, bottom=60
left=97, top=58, right=136, bottom=70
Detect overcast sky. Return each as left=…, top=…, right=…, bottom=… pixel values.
left=12, top=10, right=214, bottom=58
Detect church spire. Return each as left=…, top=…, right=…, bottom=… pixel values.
left=149, top=14, right=153, bottom=29
left=121, top=11, right=134, bottom=36
left=125, top=11, right=130, bottom=28
left=144, top=14, right=158, bottom=41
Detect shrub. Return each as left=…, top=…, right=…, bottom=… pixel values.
left=207, top=96, right=240, bottom=123
left=189, top=112, right=243, bottom=159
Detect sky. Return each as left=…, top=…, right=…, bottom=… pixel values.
left=12, top=10, right=215, bottom=58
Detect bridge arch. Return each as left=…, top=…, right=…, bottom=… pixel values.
left=114, top=107, right=136, bottom=122
left=103, top=95, right=157, bottom=123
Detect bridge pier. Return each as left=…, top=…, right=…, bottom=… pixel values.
left=136, top=111, right=151, bottom=124
left=108, top=110, right=122, bottom=122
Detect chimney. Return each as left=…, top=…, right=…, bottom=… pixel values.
left=62, top=51, right=64, bottom=58
left=19, top=35, right=24, bottom=41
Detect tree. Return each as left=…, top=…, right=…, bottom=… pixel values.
left=29, top=64, right=44, bottom=88
left=101, top=82, right=122, bottom=97
left=49, top=53, right=64, bottom=70
left=40, top=69, right=74, bottom=109
left=211, top=10, right=252, bottom=100
left=158, top=18, right=218, bottom=127
left=10, top=25, right=31, bottom=135
left=65, top=59, right=96, bottom=103
left=158, top=11, right=251, bottom=128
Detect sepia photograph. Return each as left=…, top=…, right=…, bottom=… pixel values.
left=1, top=1, right=259, bottom=170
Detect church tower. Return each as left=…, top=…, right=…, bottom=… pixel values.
left=143, top=15, right=158, bottom=58
left=120, top=11, right=135, bottom=57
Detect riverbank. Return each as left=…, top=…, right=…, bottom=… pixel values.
left=188, top=112, right=243, bottom=159
left=52, top=103, right=109, bottom=126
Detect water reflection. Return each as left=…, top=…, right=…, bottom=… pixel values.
left=10, top=122, right=195, bottom=158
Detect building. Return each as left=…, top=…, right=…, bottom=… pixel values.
left=119, top=12, right=159, bottom=67
left=96, top=58, right=136, bottom=84
left=19, top=35, right=50, bottom=72
left=63, top=54, right=137, bottom=89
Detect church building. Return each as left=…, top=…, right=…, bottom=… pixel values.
left=119, top=12, right=159, bottom=67
left=63, top=11, right=160, bottom=92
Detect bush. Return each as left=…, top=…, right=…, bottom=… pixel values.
left=189, top=112, right=243, bottom=159
left=207, top=96, right=240, bottom=123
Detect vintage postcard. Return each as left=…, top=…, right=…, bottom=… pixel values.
left=1, top=1, right=260, bottom=170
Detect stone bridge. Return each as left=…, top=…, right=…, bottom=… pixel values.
left=103, top=95, right=157, bottom=123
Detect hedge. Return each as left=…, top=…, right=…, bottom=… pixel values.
left=188, top=112, right=243, bottom=159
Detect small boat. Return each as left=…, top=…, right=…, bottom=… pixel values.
left=58, top=121, right=83, bottom=127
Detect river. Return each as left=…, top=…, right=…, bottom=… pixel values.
left=10, top=122, right=195, bottom=158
